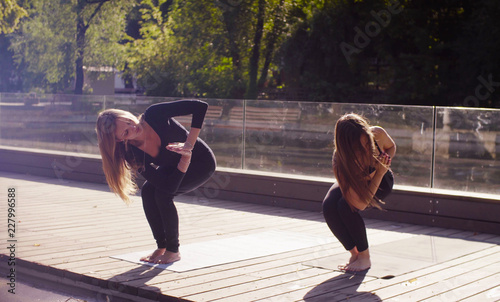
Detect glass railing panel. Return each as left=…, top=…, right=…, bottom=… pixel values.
left=0, top=94, right=245, bottom=169
left=195, top=98, right=244, bottom=169
left=103, top=95, right=178, bottom=115
left=0, top=93, right=104, bottom=154
left=242, top=100, right=328, bottom=175
left=242, top=101, right=434, bottom=187
left=2, top=92, right=499, bottom=197
left=433, top=107, right=500, bottom=194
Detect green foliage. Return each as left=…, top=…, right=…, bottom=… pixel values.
left=0, top=0, right=27, bottom=34
left=279, top=0, right=367, bottom=102
left=126, top=0, right=245, bottom=97
left=9, top=0, right=74, bottom=91
left=3, top=0, right=500, bottom=107
left=276, top=0, right=500, bottom=107
left=9, top=0, right=131, bottom=93
left=127, top=0, right=290, bottom=98
left=84, top=3, right=130, bottom=70
left=0, top=36, right=20, bottom=91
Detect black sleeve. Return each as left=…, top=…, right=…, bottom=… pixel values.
left=145, top=99, right=208, bottom=129
left=140, top=164, right=186, bottom=195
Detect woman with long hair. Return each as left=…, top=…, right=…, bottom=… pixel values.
left=323, top=113, right=396, bottom=272
left=96, top=99, right=216, bottom=264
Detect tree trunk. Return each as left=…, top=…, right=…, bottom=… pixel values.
left=222, top=9, right=245, bottom=98
left=73, top=0, right=109, bottom=95
left=258, top=0, right=284, bottom=89
left=74, top=14, right=86, bottom=95
left=246, top=0, right=265, bottom=99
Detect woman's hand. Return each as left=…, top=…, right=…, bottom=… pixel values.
left=167, top=142, right=192, bottom=172
left=166, top=142, right=193, bottom=156
left=377, top=152, right=391, bottom=174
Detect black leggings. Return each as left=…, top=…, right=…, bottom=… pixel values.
left=322, top=171, right=394, bottom=252
left=141, top=154, right=216, bottom=253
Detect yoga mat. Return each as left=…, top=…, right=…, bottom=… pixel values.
left=303, top=235, right=492, bottom=279
left=112, top=230, right=333, bottom=272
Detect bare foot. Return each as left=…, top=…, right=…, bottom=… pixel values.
left=348, top=247, right=359, bottom=265
left=343, top=257, right=371, bottom=272
left=140, top=248, right=166, bottom=263
left=153, top=251, right=181, bottom=264
left=342, top=249, right=371, bottom=272
left=338, top=247, right=359, bottom=270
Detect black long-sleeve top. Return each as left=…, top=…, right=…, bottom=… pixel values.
left=125, top=100, right=212, bottom=194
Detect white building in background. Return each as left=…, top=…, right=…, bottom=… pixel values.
left=83, top=66, right=137, bottom=95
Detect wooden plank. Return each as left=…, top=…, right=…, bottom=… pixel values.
left=424, top=273, right=500, bottom=302
left=181, top=267, right=332, bottom=301
left=385, top=264, right=500, bottom=301
left=352, top=246, right=500, bottom=301
left=212, top=271, right=355, bottom=302
left=2, top=171, right=500, bottom=302
left=460, top=284, right=500, bottom=302
left=300, top=247, right=500, bottom=302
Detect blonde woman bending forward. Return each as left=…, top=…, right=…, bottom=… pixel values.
left=323, top=113, right=396, bottom=272
left=96, top=100, right=216, bottom=264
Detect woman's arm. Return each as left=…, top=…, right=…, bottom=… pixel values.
left=371, top=126, right=396, bottom=158
left=145, top=99, right=208, bottom=129
left=184, top=127, right=201, bottom=150
left=165, top=147, right=192, bottom=172
left=146, top=99, right=208, bottom=151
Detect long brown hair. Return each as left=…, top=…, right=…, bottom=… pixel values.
left=333, top=113, right=383, bottom=210
left=95, top=109, right=142, bottom=204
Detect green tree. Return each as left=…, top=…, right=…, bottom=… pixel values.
left=246, top=0, right=286, bottom=99
left=0, top=34, right=23, bottom=91
left=380, top=0, right=468, bottom=106
left=9, top=0, right=131, bottom=93
left=279, top=0, right=372, bottom=102
left=127, top=0, right=248, bottom=98
left=0, top=0, right=26, bottom=92
left=454, top=0, right=500, bottom=107
left=278, top=0, right=500, bottom=107
left=0, top=0, right=27, bottom=34
left=128, top=0, right=289, bottom=99
left=125, top=0, right=183, bottom=96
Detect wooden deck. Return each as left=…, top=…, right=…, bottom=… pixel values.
left=1, top=171, right=499, bottom=302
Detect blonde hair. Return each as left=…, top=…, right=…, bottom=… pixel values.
left=95, top=109, right=142, bottom=204
left=333, top=113, right=384, bottom=210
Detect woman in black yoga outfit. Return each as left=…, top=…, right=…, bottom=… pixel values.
left=96, top=100, right=216, bottom=264
left=323, top=113, right=396, bottom=272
